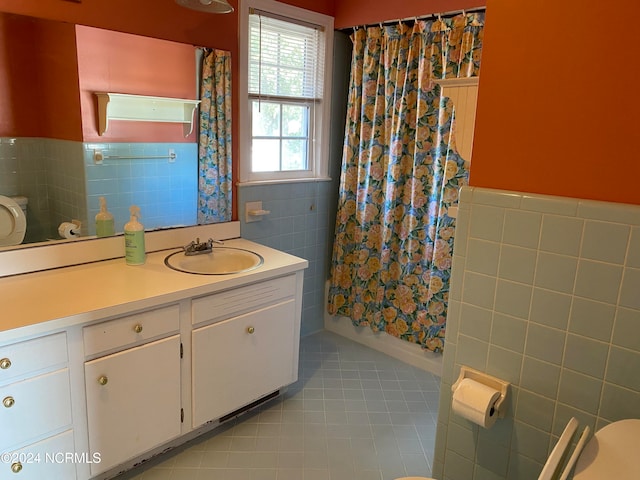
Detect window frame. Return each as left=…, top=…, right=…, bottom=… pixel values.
left=239, top=0, right=334, bottom=184
left=249, top=97, right=312, bottom=172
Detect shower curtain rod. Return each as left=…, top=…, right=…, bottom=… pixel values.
left=342, top=6, right=486, bottom=31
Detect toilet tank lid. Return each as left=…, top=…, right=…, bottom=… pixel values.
left=10, top=196, right=28, bottom=206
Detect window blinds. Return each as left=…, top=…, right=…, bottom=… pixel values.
left=248, top=12, right=324, bottom=100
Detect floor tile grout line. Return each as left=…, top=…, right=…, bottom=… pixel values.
left=120, top=330, right=439, bottom=480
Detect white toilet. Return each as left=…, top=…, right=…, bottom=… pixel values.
left=395, top=422, right=575, bottom=480
left=573, top=419, right=640, bottom=479
left=396, top=418, right=640, bottom=480
left=0, top=195, right=27, bottom=246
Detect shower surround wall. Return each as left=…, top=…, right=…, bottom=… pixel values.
left=433, top=186, right=640, bottom=480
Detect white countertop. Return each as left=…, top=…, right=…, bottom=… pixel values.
left=0, top=238, right=308, bottom=342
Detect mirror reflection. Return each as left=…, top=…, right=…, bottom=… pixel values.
left=0, top=12, right=231, bottom=248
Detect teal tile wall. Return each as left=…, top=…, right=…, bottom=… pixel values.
left=84, top=142, right=197, bottom=234
left=0, top=137, right=85, bottom=242
left=434, top=187, right=640, bottom=480
left=237, top=31, right=351, bottom=338
left=239, top=180, right=338, bottom=336
left=1, top=137, right=196, bottom=242
left=45, top=139, right=86, bottom=237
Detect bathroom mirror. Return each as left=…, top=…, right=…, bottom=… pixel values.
left=0, top=11, right=232, bottom=249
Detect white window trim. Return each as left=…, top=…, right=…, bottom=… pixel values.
left=239, top=0, right=334, bottom=185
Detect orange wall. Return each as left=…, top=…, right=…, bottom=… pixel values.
left=470, top=0, right=640, bottom=205
left=0, top=0, right=237, bottom=49
left=0, top=0, right=334, bottom=220
left=0, top=0, right=332, bottom=59
left=0, top=13, right=197, bottom=143
left=76, top=26, right=197, bottom=143
left=334, top=0, right=485, bottom=29
left=0, top=13, right=82, bottom=140
left=16, top=0, right=634, bottom=207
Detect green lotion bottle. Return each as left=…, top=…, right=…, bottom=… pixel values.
left=124, top=205, right=146, bottom=265
left=95, top=196, right=115, bottom=237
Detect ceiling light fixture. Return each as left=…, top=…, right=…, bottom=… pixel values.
left=175, top=0, right=234, bottom=14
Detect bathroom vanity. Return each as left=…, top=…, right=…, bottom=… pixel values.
left=0, top=228, right=307, bottom=479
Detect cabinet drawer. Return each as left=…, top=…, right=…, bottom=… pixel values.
left=2, top=429, right=76, bottom=479
left=83, top=304, right=180, bottom=357
left=192, top=274, right=296, bottom=325
left=0, top=333, right=67, bottom=384
left=0, top=368, right=72, bottom=451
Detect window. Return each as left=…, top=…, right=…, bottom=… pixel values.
left=240, top=0, right=333, bottom=183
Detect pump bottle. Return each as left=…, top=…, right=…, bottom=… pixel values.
left=95, top=197, right=115, bottom=237
left=124, top=205, right=146, bottom=265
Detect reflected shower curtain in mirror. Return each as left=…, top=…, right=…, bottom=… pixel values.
left=198, top=49, right=232, bottom=224
left=327, top=13, right=484, bottom=352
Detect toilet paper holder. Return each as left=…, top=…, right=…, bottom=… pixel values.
left=452, top=366, right=510, bottom=418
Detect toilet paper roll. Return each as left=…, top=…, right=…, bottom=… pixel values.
left=58, top=222, right=80, bottom=239
left=452, top=378, right=501, bottom=429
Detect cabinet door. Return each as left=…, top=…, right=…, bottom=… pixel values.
left=192, top=299, right=296, bottom=427
left=85, top=335, right=181, bottom=476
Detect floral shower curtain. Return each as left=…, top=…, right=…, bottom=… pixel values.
left=198, top=48, right=232, bottom=224
left=327, top=13, right=484, bottom=352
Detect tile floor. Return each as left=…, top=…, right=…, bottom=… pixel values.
left=118, top=331, right=440, bottom=480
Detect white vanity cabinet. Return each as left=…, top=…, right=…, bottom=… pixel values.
left=0, top=235, right=307, bottom=480
left=191, top=274, right=300, bottom=427
left=0, top=333, right=76, bottom=479
left=83, top=306, right=182, bottom=477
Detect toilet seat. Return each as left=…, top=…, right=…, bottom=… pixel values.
left=538, top=417, right=579, bottom=480
left=574, top=419, right=640, bottom=480
left=0, top=195, right=26, bottom=246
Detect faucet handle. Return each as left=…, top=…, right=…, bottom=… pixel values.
left=182, top=240, right=196, bottom=252
left=207, top=238, right=224, bottom=246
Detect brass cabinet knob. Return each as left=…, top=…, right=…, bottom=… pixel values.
left=133, top=324, right=143, bottom=333
left=98, top=375, right=108, bottom=386
left=247, top=326, right=255, bottom=334
left=10, top=462, right=22, bottom=473
left=0, top=358, right=11, bottom=370
left=3, top=396, right=14, bottom=408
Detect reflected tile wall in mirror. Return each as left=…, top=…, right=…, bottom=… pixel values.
left=0, top=137, right=86, bottom=243
left=84, top=142, right=198, bottom=234
left=0, top=138, right=198, bottom=244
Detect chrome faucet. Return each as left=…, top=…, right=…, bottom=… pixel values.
left=183, top=237, right=223, bottom=256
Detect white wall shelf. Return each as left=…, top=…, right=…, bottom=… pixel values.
left=95, top=93, right=200, bottom=137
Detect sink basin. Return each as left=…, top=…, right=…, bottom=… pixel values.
left=164, top=247, right=264, bottom=275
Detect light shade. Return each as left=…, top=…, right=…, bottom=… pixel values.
left=175, top=0, right=234, bottom=14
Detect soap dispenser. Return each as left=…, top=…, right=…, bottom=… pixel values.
left=124, top=205, right=146, bottom=265
left=95, top=196, right=115, bottom=237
